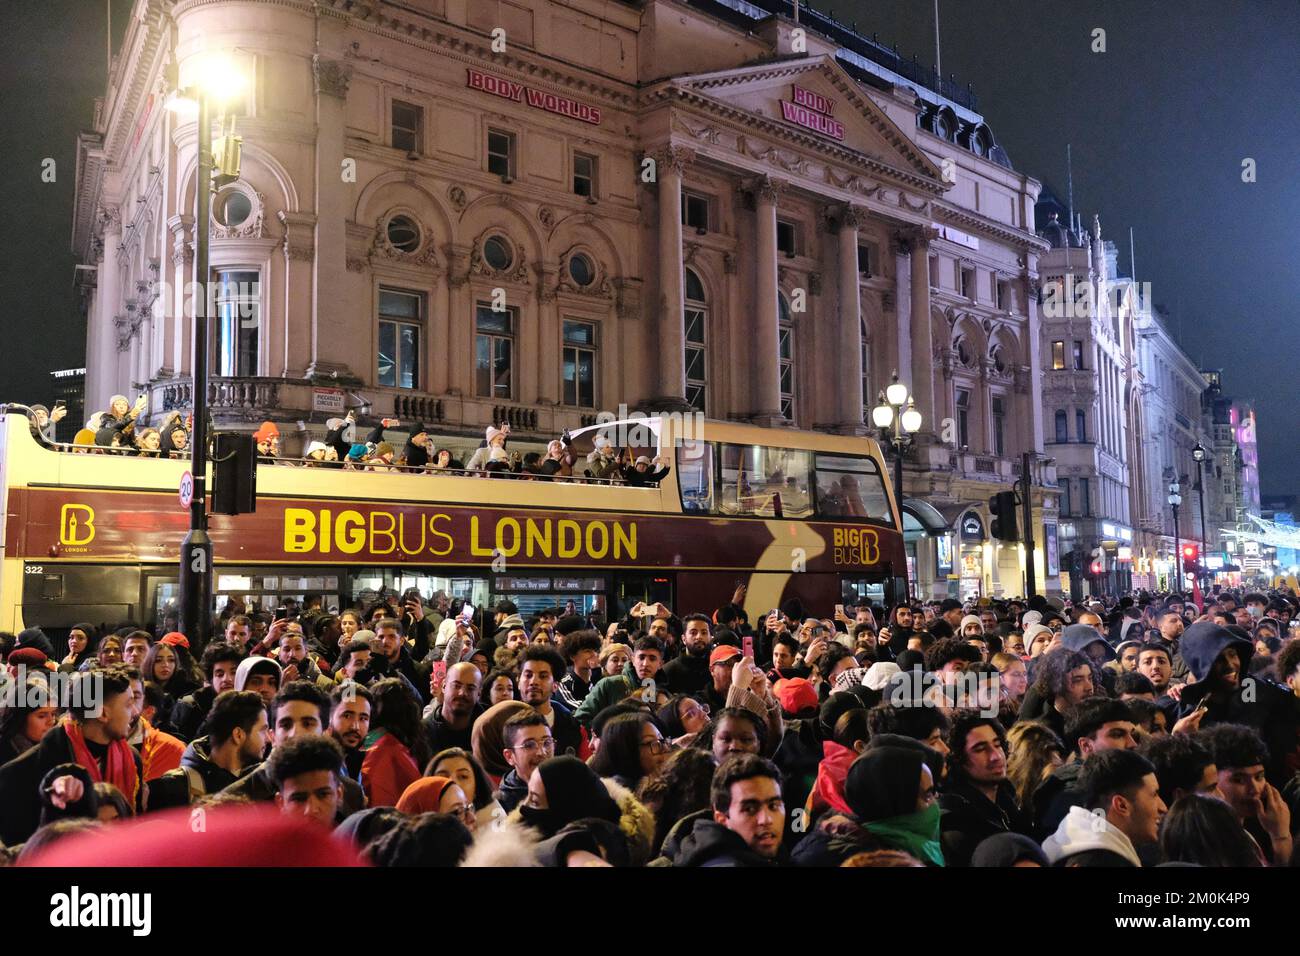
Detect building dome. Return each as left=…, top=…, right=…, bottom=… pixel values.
left=1040, top=212, right=1074, bottom=249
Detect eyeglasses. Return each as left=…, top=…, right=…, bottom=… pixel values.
left=512, top=737, right=556, bottom=754
left=640, top=739, right=676, bottom=755
left=445, top=803, right=475, bottom=821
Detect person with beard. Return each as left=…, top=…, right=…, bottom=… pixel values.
left=516, top=645, right=583, bottom=758
left=0, top=668, right=143, bottom=846
left=1031, top=697, right=1139, bottom=840
left=939, top=715, right=1031, bottom=867
left=661, top=615, right=713, bottom=694
left=275, top=630, right=336, bottom=692
left=657, top=754, right=786, bottom=867
left=422, top=662, right=484, bottom=755
left=121, top=670, right=185, bottom=782
left=334, top=636, right=378, bottom=686
left=167, top=690, right=268, bottom=802
left=219, top=682, right=365, bottom=816
left=1177, top=622, right=1300, bottom=787
left=172, top=643, right=245, bottom=742
left=495, top=712, right=555, bottom=813
left=372, top=618, right=430, bottom=705
left=329, top=682, right=372, bottom=785
left=1017, top=648, right=1096, bottom=743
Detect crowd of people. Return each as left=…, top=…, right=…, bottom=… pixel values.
left=21, top=401, right=670, bottom=485
left=1, top=584, right=1298, bottom=867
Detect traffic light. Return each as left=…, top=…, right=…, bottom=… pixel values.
left=1181, top=543, right=1199, bottom=574
left=212, top=432, right=257, bottom=515
left=1090, top=560, right=1104, bottom=576
left=989, top=490, right=1019, bottom=543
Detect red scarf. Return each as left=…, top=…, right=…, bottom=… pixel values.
left=63, top=720, right=140, bottom=810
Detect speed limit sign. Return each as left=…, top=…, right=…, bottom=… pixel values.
left=179, top=470, right=194, bottom=508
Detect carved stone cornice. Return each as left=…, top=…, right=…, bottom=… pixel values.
left=313, top=55, right=352, bottom=99
left=750, top=174, right=787, bottom=205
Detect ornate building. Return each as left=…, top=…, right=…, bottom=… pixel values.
left=73, top=0, right=1055, bottom=595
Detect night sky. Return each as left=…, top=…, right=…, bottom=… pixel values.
left=1, top=0, right=1295, bottom=491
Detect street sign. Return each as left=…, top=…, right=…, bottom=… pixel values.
left=179, top=471, right=194, bottom=509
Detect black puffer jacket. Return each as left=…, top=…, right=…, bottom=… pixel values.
left=656, top=810, right=781, bottom=867
left=939, top=778, right=1032, bottom=867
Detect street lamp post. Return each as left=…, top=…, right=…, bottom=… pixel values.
left=1192, top=442, right=1208, bottom=589
left=1168, top=480, right=1182, bottom=593
left=168, top=58, right=244, bottom=647
left=872, top=371, right=922, bottom=515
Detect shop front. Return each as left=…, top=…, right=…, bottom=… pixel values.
left=901, top=499, right=953, bottom=601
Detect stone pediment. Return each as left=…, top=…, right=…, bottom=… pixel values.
left=663, top=55, right=945, bottom=190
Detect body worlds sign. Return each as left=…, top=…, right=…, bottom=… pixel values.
left=779, top=84, right=845, bottom=140
left=467, top=68, right=602, bottom=125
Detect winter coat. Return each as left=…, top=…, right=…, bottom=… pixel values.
left=360, top=732, right=421, bottom=808
left=1042, top=804, right=1141, bottom=866
left=219, top=761, right=365, bottom=815
left=572, top=663, right=642, bottom=728
left=661, top=651, right=710, bottom=695
left=1176, top=622, right=1300, bottom=786
left=939, top=778, right=1032, bottom=868
left=1031, top=760, right=1085, bottom=841
left=0, top=724, right=143, bottom=846
left=622, top=465, right=670, bottom=488
left=180, top=736, right=253, bottom=794
left=171, top=685, right=219, bottom=742
left=808, top=741, right=859, bottom=819
left=655, top=810, right=780, bottom=867
left=422, top=702, right=484, bottom=758
left=495, top=768, right=529, bottom=813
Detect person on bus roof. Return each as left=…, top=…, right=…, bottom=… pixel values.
left=402, top=422, right=431, bottom=469
left=586, top=436, right=621, bottom=482
left=94, top=394, right=147, bottom=449
left=623, top=454, right=671, bottom=488
left=254, top=421, right=280, bottom=459
left=158, top=413, right=190, bottom=457
left=28, top=404, right=66, bottom=444
left=467, top=424, right=511, bottom=473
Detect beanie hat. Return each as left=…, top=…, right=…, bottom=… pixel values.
left=160, top=631, right=191, bottom=650
left=16, top=627, right=54, bottom=658
left=845, top=746, right=926, bottom=822
left=254, top=421, right=280, bottom=442
left=959, top=615, right=984, bottom=634
left=547, top=439, right=564, bottom=456
left=554, top=615, right=586, bottom=637
left=347, top=443, right=368, bottom=461
left=774, top=677, right=820, bottom=715
left=408, top=423, right=427, bottom=439
left=30, top=404, right=49, bottom=416
left=109, top=394, right=129, bottom=409
left=1021, top=610, right=1043, bottom=627
left=374, top=442, right=395, bottom=459
left=1023, top=623, right=1054, bottom=647
left=486, top=425, right=504, bottom=444
left=305, top=441, right=329, bottom=458
left=8, top=647, right=50, bottom=670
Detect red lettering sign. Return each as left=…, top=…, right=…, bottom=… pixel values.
left=467, top=69, right=600, bottom=125
left=780, top=100, right=845, bottom=140
left=791, top=85, right=835, bottom=116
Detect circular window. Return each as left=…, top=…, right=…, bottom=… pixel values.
left=568, top=253, right=594, bottom=287
left=386, top=215, right=421, bottom=253
left=483, top=235, right=512, bottom=271
left=214, top=190, right=252, bottom=228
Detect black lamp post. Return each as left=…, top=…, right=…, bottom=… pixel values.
left=1192, top=442, right=1209, bottom=588
left=871, top=370, right=922, bottom=513
left=1168, top=479, right=1182, bottom=593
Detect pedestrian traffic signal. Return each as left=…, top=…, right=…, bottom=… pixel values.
left=1090, top=560, right=1104, bottom=576
left=1181, top=543, right=1199, bottom=574
left=988, top=490, right=1019, bottom=543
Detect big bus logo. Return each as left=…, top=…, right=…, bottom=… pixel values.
left=831, top=526, right=879, bottom=566
left=60, top=504, right=96, bottom=546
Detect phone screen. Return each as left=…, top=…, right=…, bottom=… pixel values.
left=742, top=635, right=754, bottom=659
left=458, top=603, right=475, bottom=623
left=431, top=660, right=447, bottom=686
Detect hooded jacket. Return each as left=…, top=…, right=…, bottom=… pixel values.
left=1177, top=622, right=1300, bottom=785
left=180, top=735, right=255, bottom=794
left=494, top=767, right=530, bottom=814
left=1042, top=804, right=1141, bottom=867
left=219, top=759, right=365, bottom=815
left=808, top=740, right=860, bottom=819
left=1031, top=759, right=1085, bottom=841
left=171, top=684, right=218, bottom=742
left=572, top=662, right=642, bottom=728
left=658, top=811, right=781, bottom=867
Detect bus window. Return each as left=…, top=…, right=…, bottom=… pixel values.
left=676, top=439, right=714, bottom=513
left=814, top=454, right=894, bottom=525
left=718, top=445, right=813, bottom=518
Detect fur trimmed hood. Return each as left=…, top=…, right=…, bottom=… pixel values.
left=460, top=819, right=541, bottom=867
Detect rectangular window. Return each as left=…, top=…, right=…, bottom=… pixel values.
left=996, top=279, right=1009, bottom=311
left=992, top=396, right=1005, bottom=457
left=1073, top=341, right=1085, bottom=370
left=1080, top=477, right=1092, bottom=516
left=682, top=191, right=710, bottom=232
left=684, top=304, right=707, bottom=413
left=861, top=334, right=871, bottom=423
left=1061, top=479, right=1072, bottom=517
left=675, top=440, right=714, bottom=514
left=392, top=100, right=422, bottom=154
left=475, top=303, right=516, bottom=399
left=718, top=444, right=813, bottom=518
left=573, top=152, right=596, bottom=198
left=1076, top=409, right=1087, bottom=442
left=928, top=255, right=939, bottom=288
left=777, top=219, right=798, bottom=257
left=1052, top=341, right=1066, bottom=370
left=961, top=266, right=975, bottom=300
left=215, top=270, right=259, bottom=377
left=814, top=453, right=894, bottom=525
left=1055, top=409, right=1068, bottom=443
left=561, top=319, right=597, bottom=408
left=487, top=128, right=515, bottom=178
left=956, top=389, right=971, bottom=449
left=778, top=323, right=795, bottom=420
left=857, top=244, right=873, bottom=276
left=377, top=288, right=422, bottom=390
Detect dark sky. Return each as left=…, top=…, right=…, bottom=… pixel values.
left=2, top=0, right=1295, bottom=491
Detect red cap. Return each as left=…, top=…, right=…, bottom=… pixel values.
left=8, top=647, right=49, bottom=669
left=774, top=677, right=819, bottom=715
left=160, top=632, right=190, bottom=650
left=709, top=645, right=743, bottom=667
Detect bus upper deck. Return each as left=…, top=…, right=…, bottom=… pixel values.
left=0, top=411, right=906, bottom=634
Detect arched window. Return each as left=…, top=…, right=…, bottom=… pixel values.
left=684, top=268, right=707, bottom=413
left=1055, top=409, right=1068, bottom=443
left=778, top=292, right=794, bottom=421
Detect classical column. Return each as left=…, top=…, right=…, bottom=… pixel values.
left=536, top=260, right=559, bottom=404
left=891, top=232, right=914, bottom=399
left=751, top=175, right=784, bottom=425
left=1024, top=260, right=1045, bottom=453
left=652, top=145, right=691, bottom=410
left=444, top=243, right=472, bottom=396
left=907, top=227, right=937, bottom=425
left=835, top=205, right=867, bottom=433
left=88, top=206, right=123, bottom=412
left=307, top=56, right=356, bottom=380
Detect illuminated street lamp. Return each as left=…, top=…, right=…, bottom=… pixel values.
left=873, top=370, right=922, bottom=513
left=1192, top=442, right=1209, bottom=587
left=1168, top=479, right=1182, bottom=591
left=167, top=54, right=247, bottom=646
